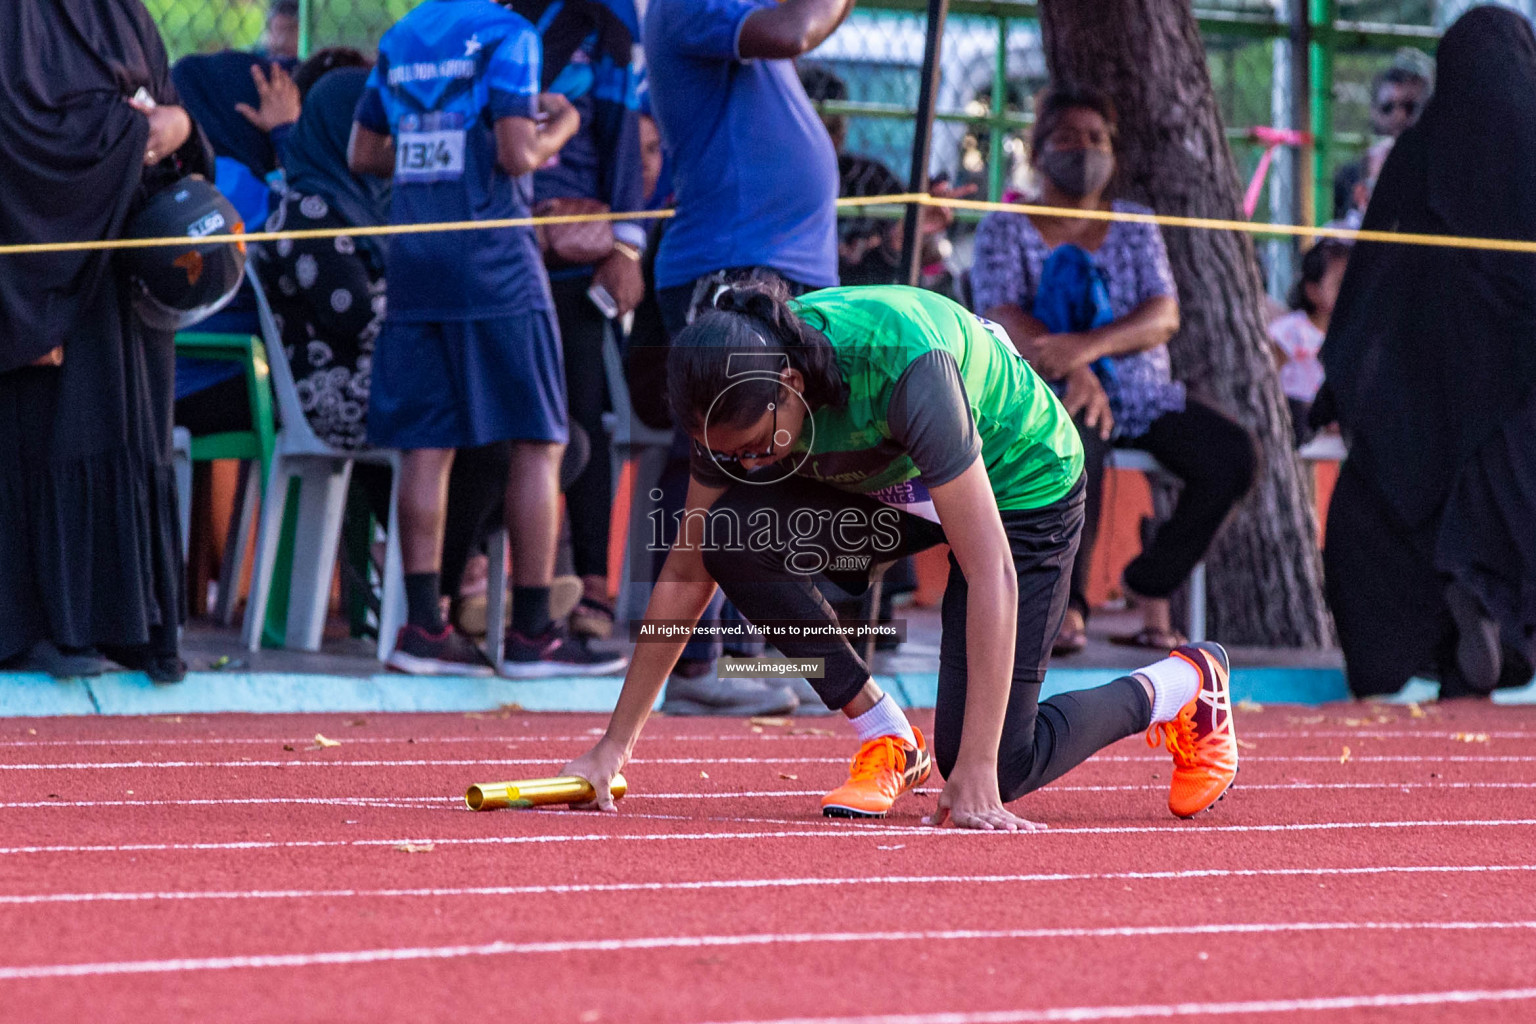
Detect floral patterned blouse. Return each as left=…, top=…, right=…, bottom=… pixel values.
left=970, top=199, right=1186, bottom=439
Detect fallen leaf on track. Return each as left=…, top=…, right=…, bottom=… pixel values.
left=1339, top=745, right=1352, bottom=764
left=699, top=771, right=710, bottom=779
left=313, top=734, right=341, bottom=748
left=779, top=773, right=798, bottom=781
left=394, top=843, right=434, bottom=853
left=1408, top=702, right=1427, bottom=718
left=789, top=727, right=837, bottom=737
left=1236, top=699, right=1264, bottom=713
left=282, top=744, right=295, bottom=752
left=749, top=717, right=790, bottom=728
left=876, top=845, right=905, bottom=851
left=1451, top=732, right=1490, bottom=744
left=1236, top=739, right=1257, bottom=750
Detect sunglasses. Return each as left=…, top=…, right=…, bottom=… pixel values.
left=700, top=400, right=780, bottom=465
left=1376, top=99, right=1420, bottom=117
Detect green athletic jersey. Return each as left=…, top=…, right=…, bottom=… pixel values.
left=782, top=286, right=1083, bottom=511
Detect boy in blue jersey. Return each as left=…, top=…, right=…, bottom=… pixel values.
left=350, top=0, right=626, bottom=678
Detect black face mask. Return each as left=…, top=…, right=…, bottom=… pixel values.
left=1038, top=148, right=1115, bottom=198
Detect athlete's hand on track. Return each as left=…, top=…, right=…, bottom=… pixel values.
left=561, top=735, right=628, bottom=812
left=923, top=765, right=1048, bottom=832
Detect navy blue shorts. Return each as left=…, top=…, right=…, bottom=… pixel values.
left=367, top=312, right=568, bottom=450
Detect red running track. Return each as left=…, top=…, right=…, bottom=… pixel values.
left=4, top=701, right=1536, bottom=1023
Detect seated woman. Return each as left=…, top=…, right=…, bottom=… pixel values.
left=971, top=84, right=1257, bottom=654
left=560, top=282, right=1240, bottom=828
left=255, top=65, right=388, bottom=450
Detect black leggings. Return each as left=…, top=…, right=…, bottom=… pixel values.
left=551, top=275, right=613, bottom=579
left=699, top=476, right=1152, bottom=801
left=1073, top=399, right=1258, bottom=614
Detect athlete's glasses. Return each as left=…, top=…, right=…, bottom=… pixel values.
left=702, top=401, right=779, bottom=465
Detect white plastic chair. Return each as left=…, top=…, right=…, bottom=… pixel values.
left=172, top=426, right=192, bottom=560
left=1104, top=448, right=1208, bottom=643
left=240, top=274, right=406, bottom=660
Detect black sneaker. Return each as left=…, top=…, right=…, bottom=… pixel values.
left=500, top=627, right=628, bottom=679
left=385, top=624, right=495, bottom=677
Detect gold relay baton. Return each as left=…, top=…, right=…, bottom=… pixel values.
left=465, top=774, right=628, bottom=811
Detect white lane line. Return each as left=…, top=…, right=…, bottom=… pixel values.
left=10, top=779, right=1536, bottom=814
left=698, top=986, right=1536, bottom=1024
left=0, top=797, right=451, bottom=810
left=7, top=729, right=1534, bottom=749
left=7, top=863, right=1536, bottom=907
left=5, top=818, right=1536, bottom=857
left=9, top=779, right=1536, bottom=812
left=2, top=921, right=1534, bottom=982
left=0, top=757, right=852, bottom=770
left=8, top=753, right=1536, bottom=771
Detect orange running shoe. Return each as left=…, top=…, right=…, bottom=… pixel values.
left=1147, top=642, right=1239, bottom=818
left=821, top=727, right=932, bottom=819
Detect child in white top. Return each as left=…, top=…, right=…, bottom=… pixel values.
left=1269, top=239, right=1350, bottom=445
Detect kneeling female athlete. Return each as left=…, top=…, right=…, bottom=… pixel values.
left=564, top=283, right=1237, bottom=829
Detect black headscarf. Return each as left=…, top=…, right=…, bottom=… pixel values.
left=171, top=50, right=279, bottom=180
left=1321, top=5, right=1536, bottom=529
left=280, top=68, right=390, bottom=239
left=0, top=0, right=175, bottom=371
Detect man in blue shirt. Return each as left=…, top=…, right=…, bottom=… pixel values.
left=643, top=0, right=843, bottom=310
left=350, top=0, right=625, bottom=678
left=638, top=0, right=848, bottom=715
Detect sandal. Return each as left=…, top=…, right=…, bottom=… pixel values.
left=1108, top=627, right=1188, bottom=651
left=570, top=595, right=616, bottom=640
left=1051, top=610, right=1088, bottom=656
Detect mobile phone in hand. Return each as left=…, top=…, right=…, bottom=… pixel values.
left=588, top=282, right=619, bottom=319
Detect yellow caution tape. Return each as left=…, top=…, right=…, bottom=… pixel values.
left=2, top=190, right=1532, bottom=257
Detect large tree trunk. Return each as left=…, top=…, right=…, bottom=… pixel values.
left=1039, top=0, right=1330, bottom=646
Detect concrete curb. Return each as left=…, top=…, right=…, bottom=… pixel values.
left=0, top=665, right=1452, bottom=718
left=2, top=667, right=1530, bottom=718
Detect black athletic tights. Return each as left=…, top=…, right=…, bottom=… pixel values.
left=698, top=475, right=1152, bottom=801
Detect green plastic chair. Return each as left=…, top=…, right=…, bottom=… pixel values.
left=174, top=331, right=280, bottom=631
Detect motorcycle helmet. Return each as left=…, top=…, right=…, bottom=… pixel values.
left=120, top=175, right=246, bottom=331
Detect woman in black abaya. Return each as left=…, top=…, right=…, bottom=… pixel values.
left=0, top=0, right=212, bottom=679
left=1321, top=6, right=1536, bottom=698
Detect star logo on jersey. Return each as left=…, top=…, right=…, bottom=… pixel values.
left=464, top=34, right=482, bottom=57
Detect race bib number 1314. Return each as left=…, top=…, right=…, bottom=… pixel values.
left=395, top=129, right=466, bottom=183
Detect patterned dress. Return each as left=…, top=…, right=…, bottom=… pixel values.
left=255, top=190, right=386, bottom=450
left=970, top=199, right=1185, bottom=439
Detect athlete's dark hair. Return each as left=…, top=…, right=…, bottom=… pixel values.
left=666, top=277, right=848, bottom=436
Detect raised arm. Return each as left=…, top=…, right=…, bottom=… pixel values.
left=495, top=93, right=581, bottom=176
left=560, top=476, right=727, bottom=809
left=738, top=0, right=856, bottom=60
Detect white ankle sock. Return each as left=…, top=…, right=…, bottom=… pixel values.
left=848, top=693, right=917, bottom=746
left=1138, top=656, right=1201, bottom=723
